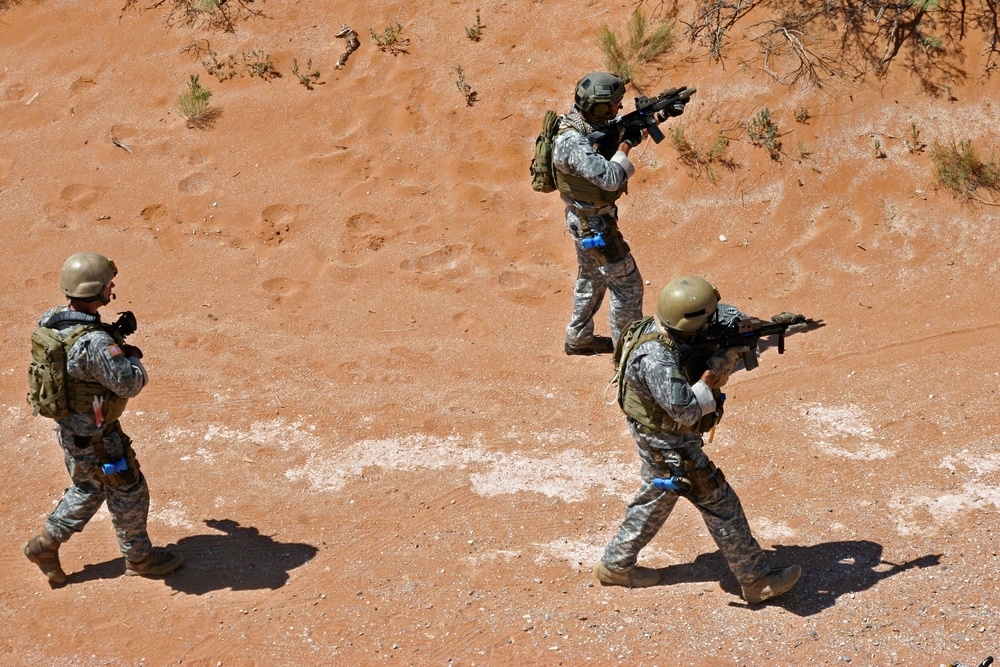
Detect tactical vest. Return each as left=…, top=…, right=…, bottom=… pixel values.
left=553, top=120, right=628, bottom=206
left=28, top=311, right=128, bottom=427
left=613, top=317, right=719, bottom=434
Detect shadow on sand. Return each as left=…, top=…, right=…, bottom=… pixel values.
left=66, top=518, right=318, bottom=594
left=653, top=540, right=940, bottom=616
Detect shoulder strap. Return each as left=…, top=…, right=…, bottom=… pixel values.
left=43, top=309, right=101, bottom=330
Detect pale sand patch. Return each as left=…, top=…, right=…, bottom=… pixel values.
left=796, top=402, right=894, bottom=460
left=532, top=537, right=677, bottom=567
left=890, top=482, right=1000, bottom=536
left=753, top=517, right=798, bottom=540
left=149, top=500, right=196, bottom=530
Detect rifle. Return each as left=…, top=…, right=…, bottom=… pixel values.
left=678, top=312, right=823, bottom=377
left=586, top=86, right=697, bottom=150
left=108, top=310, right=143, bottom=359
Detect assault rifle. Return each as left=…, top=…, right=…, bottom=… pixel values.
left=586, top=86, right=697, bottom=149
left=678, top=312, right=823, bottom=375
left=109, top=310, right=143, bottom=359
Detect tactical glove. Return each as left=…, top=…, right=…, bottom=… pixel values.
left=706, top=348, right=747, bottom=387
left=622, top=126, right=644, bottom=147
left=771, top=312, right=806, bottom=325
left=665, top=101, right=687, bottom=117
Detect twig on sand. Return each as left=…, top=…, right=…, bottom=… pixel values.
left=110, top=134, right=134, bottom=155
left=25, top=92, right=39, bottom=105
left=334, top=25, right=360, bottom=70
left=378, top=326, right=418, bottom=333
left=972, top=193, right=1000, bottom=207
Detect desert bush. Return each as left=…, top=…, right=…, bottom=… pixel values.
left=466, top=11, right=485, bottom=41
left=747, top=108, right=782, bottom=162
left=242, top=49, right=281, bottom=80
left=794, top=106, right=809, bottom=123
left=454, top=65, right=477, bottom=106
left=370, top=21, right=409, bottom=55
left=684, top=0, right=1000, bottom=89
left=202, top=49, right=238, bottom=81
left=121, top=0, right=263, bottom=33
left=598, top=9, right=675, bottom=88
left=177, top=74, right=219, bottom=129
left=292, top=59, right=323, bottom=90
left=669, top=126, right=737, bottom=182
left=931, top=139, right=1000, bottom=199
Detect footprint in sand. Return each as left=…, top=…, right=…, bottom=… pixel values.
left=69, top=76, right=97, bottom=96
left=261, top=276, right=308, bottom=297
left=41, top=184, right=109, bottom=228
left=399, top=244, right=468, bottom=272
left=3, top=83, right=26, bottom=102
left=259, top=204, right=310, bottom=246
left=178, top=173, right=212, bottom=195
left=336, top=212, right=399, bottom=260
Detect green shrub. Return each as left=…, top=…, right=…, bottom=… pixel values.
left=598, top=10, right=675, bottom=88
left=931, top=139, right=1000, bottom=199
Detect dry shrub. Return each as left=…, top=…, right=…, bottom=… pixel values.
left=598, top=9, right=676, bottom=90
left=931, top=139, right=1000, bottom=200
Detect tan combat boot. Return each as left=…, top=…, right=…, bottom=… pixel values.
left=125, top=548, right=185, bottom=577
left=741, top=564, right=802, bottom=603
left=592, top=561, right=660, bottom=588
left=23, top=531, right=67, bottom=585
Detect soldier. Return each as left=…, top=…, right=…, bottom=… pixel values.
left=593, top=275, right=801, bottom=603
left=23, top=252, right=183, bottom=584
left=553, top=72, right=686, bottom=355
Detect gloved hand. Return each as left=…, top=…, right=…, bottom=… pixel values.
left=771, top=312, right=806, bottom=325
left=622, top=126, right=644, bottom=148
left=664, top=101, right=687, bottom=118
left=705, top=347, right=748, bottom=387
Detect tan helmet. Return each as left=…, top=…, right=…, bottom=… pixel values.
left=657, top=275, right=720, bottom=334
left=574, top=72, right=626, bottom=123
left=59, top=252, right=117, bottom=302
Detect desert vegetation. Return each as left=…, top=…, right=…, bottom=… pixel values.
left=598, top=9, right=675, bottom=89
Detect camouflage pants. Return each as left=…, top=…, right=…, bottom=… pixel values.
left=44, top=426, right=153, bottom=561
left=566, top=243, right=644, bottom=347
left=601, top=434, right=770, bottom=586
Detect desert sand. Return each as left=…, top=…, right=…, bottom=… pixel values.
left=2, top=0, right=999, bottom=665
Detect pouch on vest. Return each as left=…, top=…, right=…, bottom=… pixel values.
left=529, top=110, right=560, bottom=193
left=27, top=327, right=72, bottom=419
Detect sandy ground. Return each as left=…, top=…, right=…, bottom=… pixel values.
left=2, top=0, right=999, bottom=665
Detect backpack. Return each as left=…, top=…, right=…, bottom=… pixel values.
left=27, top=324, right=89, bottom=420
left=529, top=110, right=560, bottom=192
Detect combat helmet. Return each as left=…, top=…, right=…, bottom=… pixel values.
left=59, top=252, right=117, bottom=303
left=657, top=275, right=720, bottom=334
left=574, top=72, right=626, bottom=123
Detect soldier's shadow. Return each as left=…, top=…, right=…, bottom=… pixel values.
left=67, top=518, right=318, bottom=594
left=654, top=540, right=940, bottom=617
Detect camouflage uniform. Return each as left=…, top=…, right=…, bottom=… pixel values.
left=600, top=311, right=772, bottom=586
left=39, top=306, right=153, bottom=562
left=553, top=111, right=644, bottom=346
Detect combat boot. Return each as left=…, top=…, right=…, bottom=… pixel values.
left=565, top=336, right=614, bottom=356
left=592, top=561, right=660, bottom=588
left=23, top=531, right=67, bottom=585
left=741, top=564, right=802, bottom=603
left=125, top=548, right=185, bottom=577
